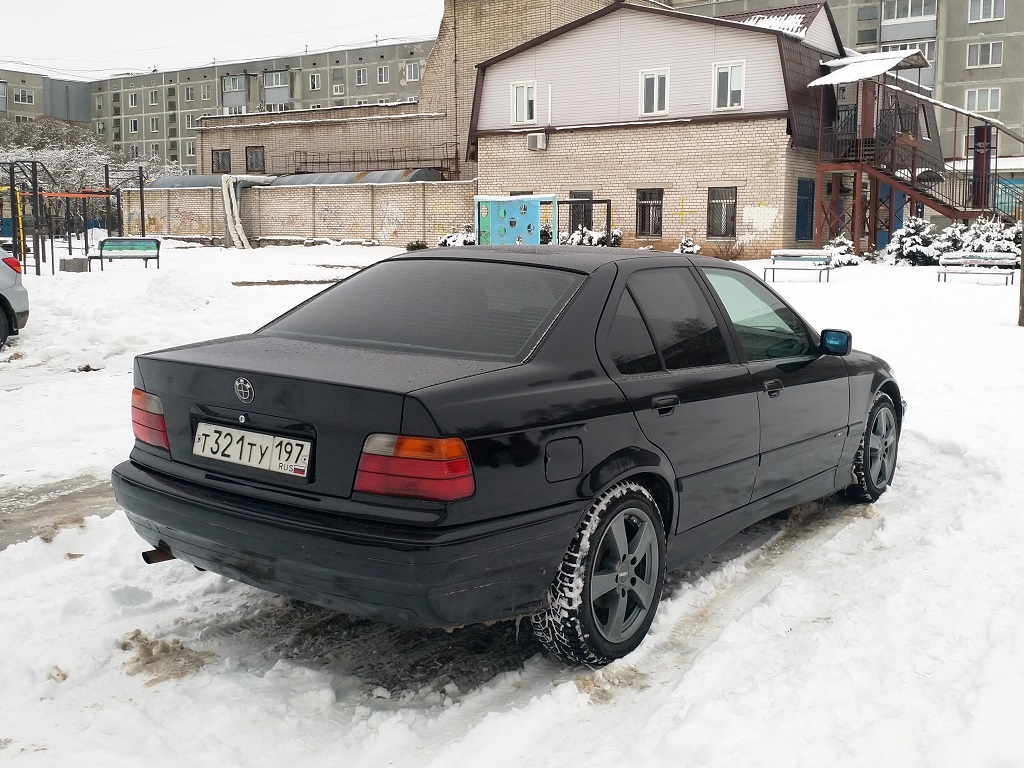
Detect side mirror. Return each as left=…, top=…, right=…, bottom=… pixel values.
left=821, top=329, right=852, bottom=356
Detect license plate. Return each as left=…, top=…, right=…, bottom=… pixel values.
left=192, top=422, right=311, bottom=478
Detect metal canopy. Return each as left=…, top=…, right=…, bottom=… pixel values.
left=809, top=50, right=930, bottom=87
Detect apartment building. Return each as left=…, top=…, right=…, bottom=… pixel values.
left=0, top=67, right=91, bottom=125
left=675, top=0, right=1024, bottom=159
left=3, top=40, right=432, bottom=173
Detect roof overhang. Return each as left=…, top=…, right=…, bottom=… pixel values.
left=808, top=50, right=930, bottom=86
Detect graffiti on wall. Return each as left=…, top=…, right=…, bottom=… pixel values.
left=378, top=203, right=405, bottom=242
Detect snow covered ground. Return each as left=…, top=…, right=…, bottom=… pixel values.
left=2, top=242, right=1024, bottom=766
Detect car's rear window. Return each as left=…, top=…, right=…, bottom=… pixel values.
left=263, top=258, right=585, bottom=361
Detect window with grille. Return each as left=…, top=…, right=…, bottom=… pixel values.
left=707, top=187, right=737, bottom=238
left=636, top=189, right=664, bottom=237
left=212, top=149, right=231, bottom=173
left=245, top=145, right=266, bottom=174
left=569, top=190, right=594, bottom=232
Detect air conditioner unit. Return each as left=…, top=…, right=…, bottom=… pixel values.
left=527, top=132, right=547, bottom=151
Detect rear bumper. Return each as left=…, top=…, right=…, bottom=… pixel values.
left=111, top=460, right=585, bottom=627
left=15, top=309, right=28, bottom=330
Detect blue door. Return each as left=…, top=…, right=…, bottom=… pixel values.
left=796, top=178, right=815, bottom=241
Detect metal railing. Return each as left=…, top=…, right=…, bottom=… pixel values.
left=270, top=142, right=459, bottom=178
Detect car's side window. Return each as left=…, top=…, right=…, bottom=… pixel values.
left=627, top=268, right=731, bottom=370
left=607, top=289, right=662, bottom=375
left=702, top=268, right=814, bottom=361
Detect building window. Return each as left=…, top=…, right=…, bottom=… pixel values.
left=129, top=118, right=139, bottom=133
left=223, top=76, right=244, bottom=92
left=225, top=105, right=245, bottom=115
left=569, top=190, right=594, bottom=231
left=707, top=187, right=738, bottom=238
left=714, top=62, right=744, bottom=110
left=356, top=67, right=368, bottom=86
left=266, top=102, right=292, bottom=112
left=202, top=84, right=212, bottom=100
left=12, top=88, right=34, bottom=105
left=265, top=71, right=288, bottom=88
left=309, top=73, right=321, bottom=91
left=378, top=98, right=387, bottom=105
left=881, top=40, right=937, bottom=62
left=149, top=90, right=159, bottom=106
left=185, top=140, right=195, bottom=157
left=882, top=0, right=937, bottom=21
left=310, top=103, right=322, bottom=109
left=966, top=88, right=1000, bottom=112
left=245, top=145, right=266, bottom=173
left=355, top=98, right=369, bottom=105
left=511, top=81, right=536, bottom=125
left=857, top=29, right=878, bottom=45
left=406, top=62, right=420, bottom=82
left=918, top=105, right=931, bottom=139
left=969, top=0, right=1004, bottom=22
left=185, top=113, right=196, bottom=129
left=129, top=93, right=138, bottom=107
left=636, top=189, right=664, bottom=237
left=333, top=83, right=345, bottom=96
left=639, top=69, right=668, bottom=116
left=185, top=85, right=194, bottom=102
left=96, top=122, right=105, bottom=134
left=858, top=6, right=879, bottom=20
left=95, top=95, right=103, bottom=111
left=211, top=149, right=231, bottom=173
left=377, top=65, right=389, bottom=84
left=131, top=145, right=140, bottom=159
left=149, top=116, right=159, bottom=132
left=150, top=144, right=160, bottom=158
left=967, top=41, right=1003, bottom=67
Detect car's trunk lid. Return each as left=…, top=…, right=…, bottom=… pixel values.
left=135, top=334, right=514, bottom=499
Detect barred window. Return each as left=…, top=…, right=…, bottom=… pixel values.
left=707, top=187, right=737, bottom=238
left=636, top=189, right=663, bottom=237
left=211, top=149, right=231, bottom=174
left=245, top=145, right=266, bottom=174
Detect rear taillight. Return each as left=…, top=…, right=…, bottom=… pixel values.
left=131, top=388, right=170, bottom=450
left=354, top=434, right=475, bottom=502
left=2, top=257, right=22, bottom=274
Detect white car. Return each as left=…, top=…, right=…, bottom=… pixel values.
left=0, top=253, right=29, bottom=347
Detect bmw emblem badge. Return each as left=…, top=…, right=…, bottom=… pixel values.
left=234, top=377, right=255, bottom=403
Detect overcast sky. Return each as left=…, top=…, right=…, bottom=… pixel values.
left=3, top=1, right=445, bottom=79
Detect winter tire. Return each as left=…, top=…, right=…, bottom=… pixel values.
left=844, top=392, right=900, bottom=502
left=531, top=481, right=666, bottom=666
left=0, top=309, right=10, bottom=348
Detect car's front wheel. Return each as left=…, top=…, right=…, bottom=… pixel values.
left=532, top=481, right=666, bottom=666
left=845, top=392, right=900, bottom=502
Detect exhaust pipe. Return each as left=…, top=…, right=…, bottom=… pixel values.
left=141, top=548, right=176, bottom=565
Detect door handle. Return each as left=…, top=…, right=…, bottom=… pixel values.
left=651, top=394, right=680, bottom=414
left=763, top=379, right=784, bottom=398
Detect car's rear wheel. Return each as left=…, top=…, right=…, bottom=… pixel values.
left=532, top=481, right=666, bottom=666
left=845, top=392, right=899, bottom=502
left=0, top=309, right=10, bottom=347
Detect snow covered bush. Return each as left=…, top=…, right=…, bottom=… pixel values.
left=405, top=239, right=428, bottom=251
left=824, top=233, right=860, bottom=266
left=935, top=221, right=968, bottom=254
left=887, top=217, right=940, bottom=266
left=961, top=217, right=1021, bottom=260
left=673, top=236, right=701, bottom=254
left=559, top=226, right=622, bottom=247
left=437, top=226, right=476, bottom=247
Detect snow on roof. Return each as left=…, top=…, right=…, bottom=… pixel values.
left=720, top=4, right=822, bottom=39
left=824, top=49, right=930, bottom=69
left=809, top=51, right=928, bottom=86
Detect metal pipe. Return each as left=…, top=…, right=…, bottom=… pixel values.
left=141, top=548, right=176, bottom=564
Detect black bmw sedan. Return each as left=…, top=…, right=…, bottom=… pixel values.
left=112, top=247, right=903, bottom=666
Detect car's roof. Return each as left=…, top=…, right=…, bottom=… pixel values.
left=393, top=246, right=727, bottom=275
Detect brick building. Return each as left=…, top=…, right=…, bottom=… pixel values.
left=471, top=2, right=846, bottom=253
left=194, top=0, right=666, bottom=179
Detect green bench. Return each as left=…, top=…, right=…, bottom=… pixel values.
left=89, top=237, right=161, bottom=271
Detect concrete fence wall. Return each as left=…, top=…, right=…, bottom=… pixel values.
left=122, top=180, right=478, bottom=247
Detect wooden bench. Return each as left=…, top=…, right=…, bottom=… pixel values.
left=937, top=252, right=1018, bottom=285
left=764, top=249, right=834, bottom=283
left=89, top=237, right=161, bottom=271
